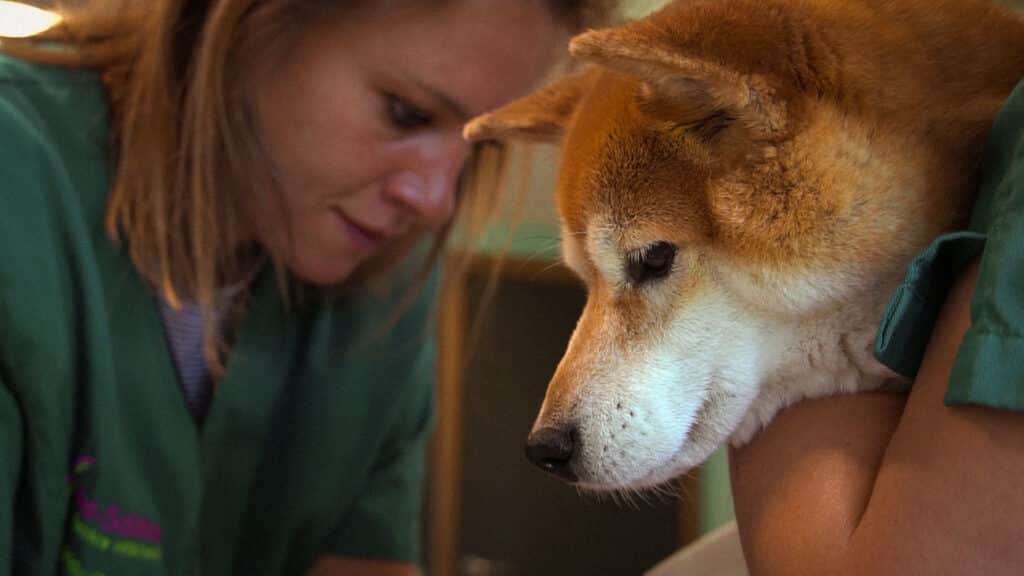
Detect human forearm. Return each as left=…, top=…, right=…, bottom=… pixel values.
left=731, top=260, right=1024, bottom=576
left=730, top=391, right=905, bottom=576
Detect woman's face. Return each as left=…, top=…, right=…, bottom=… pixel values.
left=252, top=0, right=566, bottom=285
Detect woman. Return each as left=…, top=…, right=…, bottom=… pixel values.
left=0, top=1, right=614, bottom=574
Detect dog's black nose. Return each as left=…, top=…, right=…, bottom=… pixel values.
left=525, top=426, right=578, bottom=481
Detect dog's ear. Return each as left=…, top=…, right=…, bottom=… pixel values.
left=568, top=16, right=796, bottom=137
left=463, top=69, right=598, bottom=143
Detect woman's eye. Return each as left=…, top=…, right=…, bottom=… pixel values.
left=626, top=241, right=678, bottom=285
left=385, top=94, right=433, bottom=131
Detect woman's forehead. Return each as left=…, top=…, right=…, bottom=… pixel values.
left=307, top=0, right=569, bottom=116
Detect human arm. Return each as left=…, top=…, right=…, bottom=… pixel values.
left=306, top=417, right=430, bottom=576
left=307, top=279, right=438, bottom=576
left=730, top=259, right=1024, bottom=576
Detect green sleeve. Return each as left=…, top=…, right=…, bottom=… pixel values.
left=875, top=79, right=1024, bottom=411
left=945, top=78, right=1024, bottom=411
left=326, top=338, right=436, bottom=564
left=0, top=377, right=23, bottom=573
left=322, top=264, right=440, bottom=564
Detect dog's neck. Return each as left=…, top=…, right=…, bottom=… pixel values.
left=730, top=277, right=906, bottom=445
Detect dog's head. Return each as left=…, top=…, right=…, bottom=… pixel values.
left=465, top=0, right=1013, bottom=489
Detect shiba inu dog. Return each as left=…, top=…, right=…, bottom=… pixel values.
left=465, top=0, right=1024, bottom=490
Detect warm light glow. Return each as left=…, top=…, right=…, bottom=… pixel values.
left=0, top=1, right=61, bottom=39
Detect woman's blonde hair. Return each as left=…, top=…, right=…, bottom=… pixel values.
left=2, top=0, right=617, bottom=371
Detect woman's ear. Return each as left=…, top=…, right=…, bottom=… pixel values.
left=463, top=68, right=598, bottom=143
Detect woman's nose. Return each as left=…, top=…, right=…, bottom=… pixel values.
left=386, top=136, right=469, bottom=228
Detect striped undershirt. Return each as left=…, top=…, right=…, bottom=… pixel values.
left=158, top=297, right=214, bottom=424
left=155, top=265, right=257, bottom=425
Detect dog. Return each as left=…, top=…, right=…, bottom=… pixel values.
left=464, top=0, right=1024, bottom=490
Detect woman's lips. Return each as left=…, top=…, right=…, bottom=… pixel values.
left=332, top=208, right=390, bottom=253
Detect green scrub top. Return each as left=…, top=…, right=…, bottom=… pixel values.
left=0, top=55, right=436, bottom=575
left=875, top=78, right=1024, bottom=412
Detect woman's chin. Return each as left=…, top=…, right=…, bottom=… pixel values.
left=287, top=252, right=362, bottom=287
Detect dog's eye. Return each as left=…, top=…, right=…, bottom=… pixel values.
left=626, top=241, right=677, bottom=285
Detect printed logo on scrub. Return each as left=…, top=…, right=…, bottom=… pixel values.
left=63, top=453, right=165, bottom=574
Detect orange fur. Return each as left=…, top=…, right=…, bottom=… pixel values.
left=467, top=0, right=1024, bottom=487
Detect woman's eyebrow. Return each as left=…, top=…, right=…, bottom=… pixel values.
left=410, top=77, right=471, bottom=121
